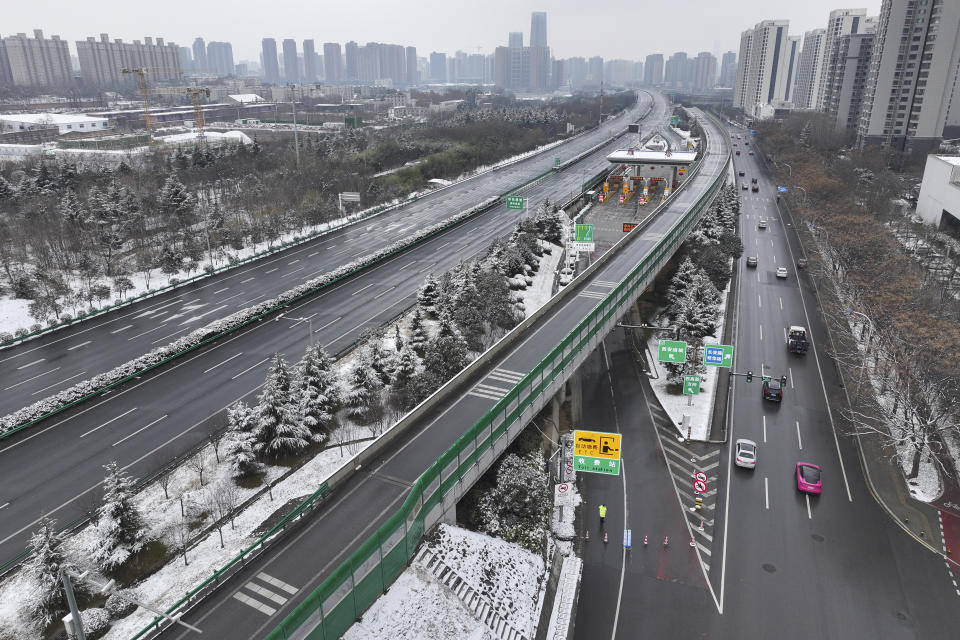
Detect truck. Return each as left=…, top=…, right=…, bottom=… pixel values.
left=787, top=326, right=809, bottom=355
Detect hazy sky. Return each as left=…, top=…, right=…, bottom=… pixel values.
left=6, top=0, right=883, bottom=63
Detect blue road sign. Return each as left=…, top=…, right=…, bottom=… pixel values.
left=777, top=186, right=789, bottom=193
left=624, top=529, right=632, bottom=549
left=749, top=129, right=756, bottom=135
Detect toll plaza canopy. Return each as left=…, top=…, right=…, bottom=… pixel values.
left=606, top=148, right=697, bottom=165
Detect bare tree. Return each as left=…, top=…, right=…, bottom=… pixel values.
left=204, top=480, right=242, bottom=548
left=155, top=461, right=174, bottom=500
left=167, top=518, right=191, bottom=566
left=186, top=450, right=207, bottom=487
left=208, top=427, right=227, bottom=465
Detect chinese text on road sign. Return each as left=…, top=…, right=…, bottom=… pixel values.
left=506, top=195, right=525, bottom=210
left=703, top=344, right=734, bottom=367
left=657, top=340, right=688, bottom=363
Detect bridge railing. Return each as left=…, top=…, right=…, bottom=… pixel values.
left=261, top=112, right=729, bottom=640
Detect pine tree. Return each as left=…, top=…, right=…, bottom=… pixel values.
left=345, top=362, right=383, bottom=423
left=157, top=174, right=196, bottom=230
left=453, top=277, right=485, bottom=352
left=295, top=343, right=342, bottom=440
left=225, top=401, right=261, bottom=478
left=0, top=174, right=16, bottom=200
left=390, top=345, right=419, bottom=412
left=409, top=308, right=429, bottom=356
left=24, top=517, right=86, bottom=631
left=478, top=451, right=551, bottom=552
left=417, top=274, right=441, bottom=317
left=421, top=316, right=469, bottom=384
left=253, top=354, right=311, bottom=458
left=394, top=324, right=404, bottom=353
left=666, top=257, right=699, bottom=308
left=361, top=335, right=395, bottom=385
left=93, top=461, right=148, bottom=572
left=476, top=268, right=519, bottom=332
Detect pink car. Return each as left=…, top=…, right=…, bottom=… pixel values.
left=796, top=462, right=822, bottom=494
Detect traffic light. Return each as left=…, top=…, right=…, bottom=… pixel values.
left=781, top=375, right=788, bottom=386
left=746, top=371, right=753, bottom=383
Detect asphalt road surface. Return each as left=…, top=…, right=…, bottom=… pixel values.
left=143, top=108, right=729, bottom=639
left=574, top=129, right=960, bottom=639
left=0, top=96, right=675, bottom=564
left=0, top=94, right=650, bottom=417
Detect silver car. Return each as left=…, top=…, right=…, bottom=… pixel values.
left=735, top=439, right=757, bottom=469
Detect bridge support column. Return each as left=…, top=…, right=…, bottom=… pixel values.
left=567, top=367, right=583, bottom=428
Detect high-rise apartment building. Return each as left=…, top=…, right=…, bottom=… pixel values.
left=207, top=41, right=234, bottom=77
left=530, top=12, right=547, bottom=48
left=178, top=46, right=192, bottom=73
left=588, top=56, right=604, bottom=86
left=644, top=54, right=664, bottom=85
left=302, top=40, right=317, bottom=82
left=324, top=43, right=343, bottom=83
left=261, top=38, right=280, bottom=84
left=664, top=52, right=690, bottom=89
left=719, top=51, right=737, bottom=88
left=429, top=52, right=446, bottom=83
left=858, top=0, right=960, bottom=150
left=829, top=29, right=877, bottom=131
left=406, top=46, right=418, bottom=85
left=192, top=37, right=207, bottom=73
left=282, top=39, right=298, bottom=83
left=734, top=20, right=800, bottom=116
left=76, top=34, right=181, bottom=87
left=508, top=32, right=523, bottom=49
left=692, top=52, right=718, bottom=91
left=0, top=30, right=72, bottom=88
left=793, top=29, right=826, bottom=109
left=816, top=9, right=868, bottom=112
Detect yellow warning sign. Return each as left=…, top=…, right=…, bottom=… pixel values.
left=573, top=430, right=622, bottom=460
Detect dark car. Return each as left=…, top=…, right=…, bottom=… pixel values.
left=738, top=170, right=745, bottom=176
left=746, top=256, right=758, bottom=267
left=762, top=378, right=783, bottom=402
left=797, top=257, right=808, bottom=269
left=736, top=150, right=741, bottom=156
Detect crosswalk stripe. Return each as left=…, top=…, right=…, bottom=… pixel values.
left=245, top=582, right=289, bottom=606
left=697, top=541, right=712, bottom=556
left=233, top=592, right=276, bottom=615
left=578, top=291, right=606, bottom=299
left=476, top=383, right=511, bottom=395
left=487, top=372, right=523, bottom=384
left=701, top=559, right=711, bottom=573
left=468, top=389, right=503, bottom=401
left=494, top=367, right=524, bottom=377
left=257, top=572, right=298, bottom=595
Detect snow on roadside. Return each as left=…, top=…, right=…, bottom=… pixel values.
left=519, top=242, right=563, bottom=312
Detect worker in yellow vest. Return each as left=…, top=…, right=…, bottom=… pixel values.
left=598, top=503, right=607, bottom=526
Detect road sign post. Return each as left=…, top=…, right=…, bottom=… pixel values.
left=703, top=344, right=734, bottom=367
left=570, top=224, right=595, bottom=253
left=506, top=195, right=525, bottom=211
left=657, top=340, right=688, bottom=363
left=683, top=375, right=701, bottom=405
left=573, top=429, right=622, bottom=476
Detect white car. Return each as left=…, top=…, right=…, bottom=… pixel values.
left=735, top=439, right=757, bottom=469
left=758, top=218, right=767, bottom=229
left=776, top=266, right=788, bottom=278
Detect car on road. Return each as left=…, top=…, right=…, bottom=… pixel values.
left=797, top=257, right=808, bottom=269
left=758, top=218, right=767, bottom=229
left=739, top=170, right=745, bottom=176
left=796, top=462, right=822, bottom=494
left=762, top=377, right=783, bottom=401
left=736, top=150, right=741, bottom=156
left=776, top=266, right=788, bottom=278
left=749, top=150, right=754, bottom=155
left=746, top=255, right=758, bottom=267
left=735, top=439, right=758, bottom=469
left=742, top=182, right=748, bottom=190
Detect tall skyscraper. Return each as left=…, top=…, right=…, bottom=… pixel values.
left=406, top=46, right=418, bottom=85
left=530, top=12, right=547, bottom=47
left=718, top=51, right=737, bottom=88
left=77, top=34, right=181, bottom=87
left=664, top=52, right=690, bottom=89
left=733, top=20, right=799, bottom=116
left=282, top=39, right=298, bottom=83
left=828, top=29, right=877, bottom=131
left=261, top=38, right=280, bottom=84
left=508, top=32, right=523, bottom=49
left=303, top=40, right=317, bottom=82
left=858, top=0, right=960, bottom=149
left=192, top=37, right=207, bottom=73
left=324, top=42, right=343, bottom=83
left=429, top=52, right=447, bottom=82
left=0, top=30, right=72, bottom=87
left=692, top=52, right=717, bottom=91
left=816, top=9, right=868, bottom=112
left=207, top=41, right=234, bottom=77
left=793, top=29, right=826, bottom=109
left=178, top=46, right=193, bottom=73
left=588, top=56, right=604, bottom=86
left=644, top=54, right=664, bottom=85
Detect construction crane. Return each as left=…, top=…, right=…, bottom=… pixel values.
left=121, top=67, right=153, bottom=138
left=186, top=87, right=211, bottom=145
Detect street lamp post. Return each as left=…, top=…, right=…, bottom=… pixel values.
left=278, top=313, right=314, bottom=346
left=844, top=308, right=874, bottom=399
left=288, top=85, right=301, bottom=170
left=792, top=185, right=807, bottom=207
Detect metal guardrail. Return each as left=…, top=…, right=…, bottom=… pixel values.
left=252, top=112, right=730, bottom=640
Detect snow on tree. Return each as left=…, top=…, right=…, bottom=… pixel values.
left=476, top=267, right=521, bottom=334
left=295, top=343, right=342, bottom=440
left=358, top=332, right=395, bottom=385
left=408, top=307, right=429, bottom=356
left=417, top=274, right=441, bottom=317
left=93, top=461, right=149, bottom=572
left=534, top=198, right=564, bottom=244
left=22, top=517, right=87, bottom=631
left=478, top=451, right=551, bottom=552
left=415, top=316, right=469, bottom=396
left=225, top=401, right=261, bottom=478
left=253, top=353, right=311, bottom=458
left=390, top=345, right=419, bottom=412
left=394, top=324, right=404, bottom=352
left=157, top=174, right=197, bottom=230
left=453, top=271, right=485, bottom=352
left=666, top=257, right=699, bottom=308
left=0, top=174, right=16, bottom=200
left=345, top=360, right=384, bottom=423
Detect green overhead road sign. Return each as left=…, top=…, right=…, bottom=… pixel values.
left=574, top=456, right=621, bottom=475
left=657, top=340, right=688, bottom=363
left=683, top=375, right=701, bottom=395
left=574, top=224, right=594, bottom=242
left=703, top=344, right=735, bottom=367
left=506, top=195, right=525, bottom=210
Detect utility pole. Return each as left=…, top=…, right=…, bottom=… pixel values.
left=60, top=570, right=86, bottom=640
left=289, top=84, right=301, bottom=170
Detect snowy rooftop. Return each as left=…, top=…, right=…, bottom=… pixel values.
left=935, top=155, right=960, bottom=167
left=156, top=130, right=253, bottom=145
left=228, top=93, right=265, bottom=104
left=0, top=112, right=107, bottom=124
left=606, top=148, right=697, bottom=164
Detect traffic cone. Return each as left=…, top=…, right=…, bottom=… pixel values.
left=690, top=536, right=696, bottom=548
left=603, top=531, right=609, bottom=544
left=698, top=521, right=704, bottom=532
left=663, top=536, right=669, bottom=547
left=643, top=535, right=648, bottom=546
left=585, top=529, right=590, bottom=541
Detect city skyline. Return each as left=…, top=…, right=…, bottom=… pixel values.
left=3, top=0, right=881, bottom=65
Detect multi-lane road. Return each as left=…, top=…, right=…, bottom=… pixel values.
left=575, top=128, right=960, bottom=639
left=0, top=94, right=672, bottom=565
left=0, top=97, right=644, bottom=417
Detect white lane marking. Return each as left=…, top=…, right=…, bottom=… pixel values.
left=218, top=291, right=246, bottom=303
left=326, top=315, right=379, bottom=346
left=16, top=358, right=46, bottom=370
left=788, top=367, right=794, bottom=388
left=240, top=277, right=255, bottom=284
left=762, top=416, right=767, bottom=443
left=288, top=259, right=300, bottom=266
left=373, top=285, right=397, bottom=300
left=761, top=363, right=765, bottom=378
left=350, top=282, right=377, bottom=296
left=80, top=407, right=137, bottom=438
left=765, top=477, right=770, bottom=509
left=151, top=326, right=191, bottom=344
left=779, top=297, right=783, bottom=311
left=287, top=313, right=317, bottom=329
left=399, top=261, right=417, bottom=270
left=32, top=371, right=86, bottom=396
left=110, top=325, right=134, bottom=334
left=308, top=252, right=319, bottom=257
left=4, top=367, right=61, bottom=390
left=436, top=241, right=451, bottom=250
left=758, top=295, right=762, bottom=309
left=112, top=414, right=168, bottom=447
left=203, top=352, right=244, bottom=374
left=179, top=304, right=228, bottom=325
left=231, top=358, right=269, bottom=380
left=265, top=268, right=279, bottom=274
left=280, top=266, right=305, bottom=278
left=0, top=503, right=8, bottom=510
left=128, top=324, right=168, bottom=341
left=257, top=572, right=298, bottom=595
left=796, top=421, right=803, bottom=450
left=315, top=317, right=342, bottom=332
left=67, top=341, right=92, bottom=351
left=213, top=287, right=230, bottom=294
left=806, top=494, right=812, bottom=519
left=759, top=324, right=763, bottom=341
left=783, top=327, right=788, bottom=344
